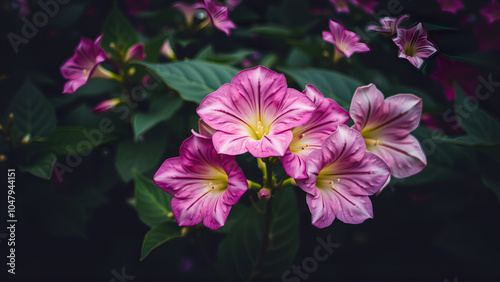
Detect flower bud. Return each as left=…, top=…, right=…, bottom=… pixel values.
left=258, top=188, right=271, bottom=202
left=93, top=98, right=122, bottom=114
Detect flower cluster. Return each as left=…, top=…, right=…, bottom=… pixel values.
left=154, top=66, right=426, bottom=230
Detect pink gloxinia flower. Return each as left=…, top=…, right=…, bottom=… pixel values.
left=61, top=35, right=107, bottom=94
left=366, top=14, right=409, bottom=36
left=323, top=20, right=370, bottom=59
left=280, top=85, right=349, bottom=179
left=296, top=125, right=390, bottom=228
left=153, top=134, right=248, bottom=230
left=197, top=66, right=316, bottom=158
left=350, top=84, right=427, bottom=178
left=173, top=2, right=204, bottom=27
left=430, top=56, right=480, bottom=100
left=202, top=0, right=236, bottom=35
left=436, top=0, right=463, bottom=14
left=93, top=98, right=122, bottom=114
left=481, top=0, right=500, bottom=24
left=125, top=43, right=146, bottom=62
left=392, top=23, right=437, bottom=69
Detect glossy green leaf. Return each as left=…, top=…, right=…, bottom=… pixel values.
left=132, top=95, right=183, bottom=139
left=115, top=129, right=167, bottom=182
left=217, top=188, right=299, bottom=280
left=101, top=4, right=138, bottom=55
left=134, top=61, right=239, bottom=104
left=280, top=67, right=364, bottom=108
left=18, top=153, right=57, bottom=179
left=26, top=126, right=116, bottom=156
left=5, top=79, right=57, bottom=139
left=141, top=221, right=182, bottom=260
left=134, top=170, right=173, bottom=227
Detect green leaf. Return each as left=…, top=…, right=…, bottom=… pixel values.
left=422, top=23, right=458, bottom=31
left=115, top=129, right=167, bottom=182
left=132, top=95, right=183, bottom=139
left=5, top=79, right=57, bottom=139
left=280, top=67, right=364, bottom=108
left=18, top=153, right=56, bottom=179
left=250, top=25, right=296, bottom=38
left=101, top=4, right=138, bottom=55
left=26, top=126, right=116, bottom=156
left=134, top=170, right=173, bottom=227
left=453, top=85, right=500, bottom=144
left=141, top=221, right=182, bottom=260
left=217, top=188, right=299, bottom=280
left=134, top=61, right=239, bottom=104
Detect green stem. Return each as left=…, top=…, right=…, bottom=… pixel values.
left=250, top=197, right=273, bottom=281
left=247, top=180, right=262, bottom=191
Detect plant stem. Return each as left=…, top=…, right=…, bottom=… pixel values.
left=250, top=197, right=273, bottom=281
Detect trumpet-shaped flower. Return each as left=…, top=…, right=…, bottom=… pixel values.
left=202, top=0, right=236, bottom=35
left=173, top=2, right=204, bottom=26
left=436, top=0, right=463, bottom=14
left=197, top=66, right=316, bottom=158
left=392, top=23, right=437, bottom=69
left=93, top=98, right=122, bottom=114
left=350, top=84, right=427, bottom=178
left=481, top=0, right=500, bottom=24
left=60, top=35, right=107, bottom=93
left=153, top=134, right=248, bottom=230
left=281, top=85, right=349, bottom=179
left=296, top=125, right=390, bottom=228
left=323, top=20, right=370, bottom=59
left=125, top=43, right=146, bottom=62
left=330, top=0, right=350, bottom=13
left=366, top=15, right=409, bottom=36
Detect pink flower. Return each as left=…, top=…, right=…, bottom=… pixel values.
left=197, top=119, right=216, bottom=137
left=160, top=39, right=176, bottom=60
left=125, top=43, right=146, bottom=62
left=153, top=134, right=248, bottom=230
left=392, top=23, right=437, bottom=68
left=323, top=20, right=370, bottom=59
left=173, top=2, right=204, bottom=27
left=430, top=56, right=480, bottom=100
left=15, top=0, right=29, bottom=18
left=330, top=0, right=350, bottom=13
left=481, top=0, right=500, bottom=24
left=436, top=0, right=463, bottom=14
left=60, top=35, right=107, bottom=94
left=92, top=98, right=121, bottom=114
left=126, top=0, right=149, bottom=15
left=197, top=66, right=316, bottom=158
left=280, top=85, right=349, bottom=179
left=296, top=125, right=390, bottom=228
left=366, top=14, right=409, bottom=36
left=350, top=84, right=427, bottom=178
left=202, top=0, right=236, bottom=35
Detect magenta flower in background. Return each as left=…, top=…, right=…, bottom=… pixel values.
left=431, top=56, right=480, bottom=100
left=92, top=98, right=122, bottom=114
left=330, top=0, right=350, bottom=13
left=225, top=0, right=241, bottom=11
left=323, top=20, right=370, bottom=59
left=350, top=84, right=427, bottom=178
left=60, top=35, right=107, bottom=94
left=202, top=0, right=236, bottom=35
left=296, top=125, right=390, bottom=228
left=481, top=0, right=500, bottom=23
left=392, top=23, right=437, bottom=68
left=160, top=39, right=177, bottom=60
left=125, top=43, right=146, bottom=62
left=15, top=0, right=29, bottom=18
left=173, top=2, right=204, bottom=27
left=153, top=134, right=248, bottom=230
left=366, top=14, right=409, bottom=36
left=281, top=85, right=349, bottom=179
left=197, top=66, right=316, bottom=158
left=352, top=0, right=378, bottom=14
left=126, top=0, right=149, bottom=15
left=436, top=0, right=463, bottom=14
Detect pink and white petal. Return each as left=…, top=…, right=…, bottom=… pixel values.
left=306, top=189, right=338, bottom=228
left=350, top=84, right=387, bottom=132
left=296, top=149, right=325, bottom=194
left=281, top=149, right=310, bottom=179
left=212, top=130, right=249, bottom=156
left=153, top=156, right=191, bottom=195
left=322, top=31, right=335, bottom=44
left=331, top=191, right=374, bottom=224
left=198, top=119, right=216, bottom=137
left=270, top=88, right=316, bottom=133
left=125, top=43, right=146, bottom=61
left=329, top=20, right=345, bottom=40
left=368, top=134, right=427, bottom=178
left=202, top=192, right=231, bottom=230
left=321, top=125, right=367, bottom=164
left=245, top=130, right=293, bottom=157
left=63, top=78, right=87, bottom=94
left=378, top=94, right=422, bottom=136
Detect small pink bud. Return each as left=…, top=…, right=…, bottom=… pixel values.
left=93, top=98, right=122, bottom=114
left=258, top=188, right=271, bottom=202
